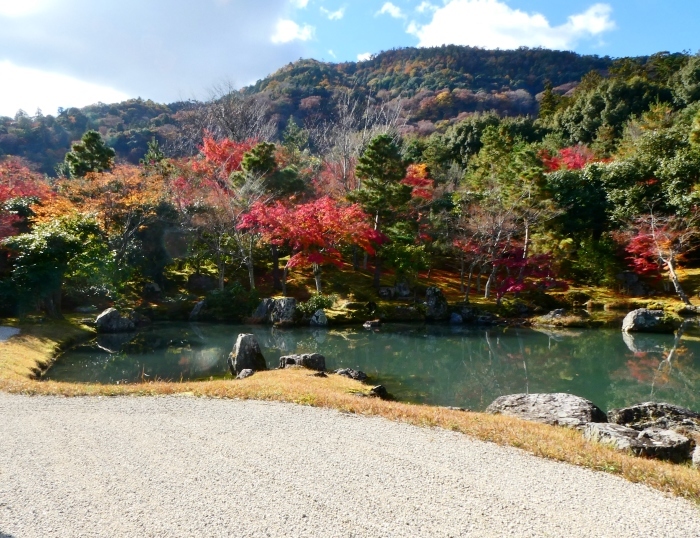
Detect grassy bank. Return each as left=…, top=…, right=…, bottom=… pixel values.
left=1, top=316, right=699, bottom=505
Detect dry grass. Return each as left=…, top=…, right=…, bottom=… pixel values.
left=1, top=316, right=699, bottom=505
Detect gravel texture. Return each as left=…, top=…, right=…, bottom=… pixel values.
left=1, top=394, right=699, bottom=537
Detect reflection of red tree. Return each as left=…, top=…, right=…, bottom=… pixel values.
left=624, top=355, right=661, bottom=383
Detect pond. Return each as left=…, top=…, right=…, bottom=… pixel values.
left=45, top=322, right=700, bottom=412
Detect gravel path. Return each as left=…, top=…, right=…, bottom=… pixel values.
left=1, top=394, right=699, bottom=538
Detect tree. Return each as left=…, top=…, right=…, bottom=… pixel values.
left=62, top=130, right=115, bottom=178
left=625, top=209, right=700, bottom=305
left=538, top=80, right=558, bottom=120
left=240, top=197, right=382, bottom=293
left=351, top=134, right=412, bottom=286
left=0, top=157, right=50, bottom=240
left=2, top=215, right=107, bottom=317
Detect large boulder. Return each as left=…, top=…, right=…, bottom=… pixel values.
left=583, top=423, right=694, bottom=463
left=95, top=308, right=135, bottom=333
left=424, top=287, right=449, bottom=321
left=621, top=309, right=680, bottom=333
left=310, top=309, right=328, bottom=327
left=227, top=334, right=267, bottom=376
left=607, top=402, right=700, bottom=433
left=279, top=353, right=326, bottom=371
left=693, top=446, right=700, bottom=469
left=486, top=393, right=607, bottom=429
left=250, top=299, right=275, bottom=324
left=270, top=298, right=297, bottom=327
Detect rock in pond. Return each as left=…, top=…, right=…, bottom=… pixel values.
left=310, top=309, right=328, bottom=327
left=486, top=393, right=607, bottom=429
left=250, top=299, right=275, bottom=324
left=279, top=353, right=326, bottom=371
left=424, top=287, right=449, bottom=321
left=95, top=308, right=135, bottom=334
left=449, top=312, right=463, bottom=325
left=270, top=298, right=297, bottom=327
left=228, top=334, right=267, bottom=376
left=621, top=309, right=680, bottom=334
left=583, top=423, right=694, bottom=463
left=363, top=319, right=381, bottom=329
left=335, top=368, right=368, bottom=382
left=607, top=402, right=700, bottom=433
left=236, top=369, right=255, bottom=380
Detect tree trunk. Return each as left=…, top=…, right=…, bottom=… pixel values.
left=313, top=263, right=323, bottom=293
left=282, top=266, right=289, bottom=296
left=477, top=265, right=484, bottom=293
left=271, top=245, right=282, bottom=291
left=459, top=254, right=465, bottom=293
left=247, top=237, right=255, bottom=291
left=484, top=264, right=498, bottom=299
left=217, top=259, right=225, bottom=291
left=465, top=262, right=477, bottom=303
left=666, top=258, right=691, bottom=305
left=352, top=245, right=359, bottom=271
left=373, top=256, right=382, bottom=288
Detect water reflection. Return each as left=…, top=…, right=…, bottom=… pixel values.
left=46, top=322, right=700, bottom=412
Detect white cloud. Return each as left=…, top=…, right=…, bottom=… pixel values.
left=320, top=6, right=344, bottom=20
left=377, top=2, right=405, bottom=19
left=408, top=0, right=615, bottom=50
left=0, top=0, right=52, bottom=17
left=328, top=49, right=337, bottom=58
left=0, top=60, right=129, bottom=117
left=271, top=19, right=315, bottom=44
left=290, top=0, right=309, bottom=8
left=357, top=52, right=372, bottom=61
left=416, top=1, right=437, bottom=13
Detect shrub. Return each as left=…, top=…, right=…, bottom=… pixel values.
left=204, top=282, right=259, bottom=322
left=297, top=293, right=337, bottom=316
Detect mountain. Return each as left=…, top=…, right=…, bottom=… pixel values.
left=0, top=45, right=661, bottom=174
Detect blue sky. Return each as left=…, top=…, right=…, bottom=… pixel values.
left=1, top=0, right=699, bottom=116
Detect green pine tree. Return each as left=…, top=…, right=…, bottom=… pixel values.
left=63, top=130, right=115, bottom=178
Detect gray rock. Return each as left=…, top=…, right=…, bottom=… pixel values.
left=335, top=368, right=368, bottom=382
left=270, top=298, right=297, bottom=326
left=279, top=353, right=326, bottom=371
left=189, top=300, right=206, bottom=321
left=227, top=334, right=267, bottom=376
left=677, top=304, right=700, bottom=316
left=74, top=305, right=98, bottom=313
left=449, top=312, right=463, bottom=325
left=621, top=309, right=679, bottom=334
left=486, top=393, right=607, bottom=429
left=583, top=423, right=694, bottom=462
left=607, top=402, right=700, bottom=433
left=143, top=282, right=161, bottom=297
left=363, top=320, right=381, bottom=329
left=369, top=385, right=390, bottom=399
left=394, top=281, right=412, bottom=298
left=236, top=369, right=255, bottom=379
left=250, top=299, right=275, bottom=323
left=424, top=287, right=449, bottom=321
left=95, top=308, right=135, bottom=334
left=310, top=309, right=328, bottom=327
left=378, top=286, right=395, bottom=299
left=540, top=309, right=567, bottom=322
left=693, top=445, right=700, bottom=469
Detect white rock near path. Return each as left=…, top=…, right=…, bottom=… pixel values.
left=0, top=326, right=20, bottom=342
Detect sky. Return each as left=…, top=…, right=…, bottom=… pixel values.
left=1, top=0, right=699, bottom=117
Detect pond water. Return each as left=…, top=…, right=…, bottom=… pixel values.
left=45, top=323, right=700, bottom=412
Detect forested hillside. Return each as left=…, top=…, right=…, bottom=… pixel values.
left=3, top=45, right=700, bottom=321
left=1, top=46, right=619, bottom=173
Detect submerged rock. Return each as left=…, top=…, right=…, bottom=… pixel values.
left=228, top=334, right=267, bottom=376
left=486, top=393, right=607, bottom=429
left=449, top=312, right=463, bottom=325
left=335, top=368, right=368, bottom=382
left=584, top=423, right=693, bottom=462
left=279, top=353, right=326, bottom=371
left=621, top=309, right=680, bottom=334
left=607, top=402, right=700, bottom=433
left=95, top=308, right=135, bottom=333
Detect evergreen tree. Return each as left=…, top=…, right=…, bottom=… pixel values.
left=538, top=80, right=558, bottom=120
left=63, top=130, right=115, bottom=178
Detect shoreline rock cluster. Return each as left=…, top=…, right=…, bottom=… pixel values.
left=487, top=393, right=699, bottom=466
